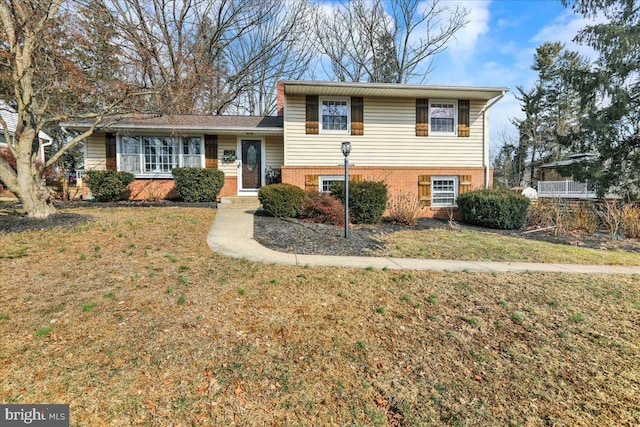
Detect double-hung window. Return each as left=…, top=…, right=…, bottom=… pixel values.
left=320, top=98, right=349, bottom=133
left=182, top=137, right=202, bottom=167
left=429, top=100, right=457, bottom=135
left=120, top=136, right=141, bottom=173
left=144, top=137, right=178, bottom=173
left=319, top=175, right=344, bottom=192
left=431, top=176, right=458, bottom=207
left=119, top=136, right=203, bottom=176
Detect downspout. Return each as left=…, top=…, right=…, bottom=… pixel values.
left=481, top=90, right=507, bottom=189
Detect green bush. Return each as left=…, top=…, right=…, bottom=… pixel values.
left=85, top=170, right=135, bottom=202
left=258, top=183, right=305, bottom=218
left=171, top=168, right=225, bottom=202
left=331, top=180, right=388, bottom=224
left=457, top=189, right=529, bottom=230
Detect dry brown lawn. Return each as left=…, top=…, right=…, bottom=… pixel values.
left=1, top=206, right=639, bottom=426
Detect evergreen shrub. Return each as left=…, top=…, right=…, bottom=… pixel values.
left=331, top=180, right=388, bottom=224
left=85, top=170, right=135, bottom=202
left=172, top=167, right=225, bottom=202
left=258, top=183, right=305, bottom=218
left=457, top=189, right=529, bottom=230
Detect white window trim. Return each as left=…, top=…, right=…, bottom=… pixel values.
left=319, top=96, right=350, bottom=134
left=237, top=137, right=266, bottom=195
left=431, top=175, right=459, bottom=207
left=319, top=175, right=345, bottom=193
left=116, top=135, right=205, bottom=178
left=428, top=99, right=458, bottom=136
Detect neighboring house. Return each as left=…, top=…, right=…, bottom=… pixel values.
left=63, top=80, right=508, bottom=217
left=0, top=101, right=53, bottom=163
left=537, top=153, right=598, bottom=199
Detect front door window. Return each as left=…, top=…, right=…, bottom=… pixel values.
left=241, top=140, right=261, bottom=190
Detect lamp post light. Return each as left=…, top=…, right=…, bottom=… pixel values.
left=341, top=141, right=351, bottom=239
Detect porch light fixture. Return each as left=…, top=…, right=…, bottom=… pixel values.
left=341, top=141, right=351, bottom=238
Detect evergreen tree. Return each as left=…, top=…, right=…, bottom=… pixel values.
left=561, top=0, right=640, bottom=197
left=513, top=42, right=590, bottom=185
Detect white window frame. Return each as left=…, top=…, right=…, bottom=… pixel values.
left=182, top=137, right=204, bottom=168
left=319, top=175, right=345, bottom=193
left=429, top=99, right=458, bottom=136
left=320, top=97, right=350, bottom=134
left=431, top=176, right=458, bottom=207
left=117, top=135, right=205, bottom=178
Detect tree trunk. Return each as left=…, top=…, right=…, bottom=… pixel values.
left=16, top=174, right=56, bottom=218
left=4, top=131, right=58, bottom=218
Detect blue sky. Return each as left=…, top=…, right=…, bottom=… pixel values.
left=425, top=0, right=597, bottom=151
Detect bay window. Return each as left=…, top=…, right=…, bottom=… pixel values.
left=118, top=135, right=203, bottom=176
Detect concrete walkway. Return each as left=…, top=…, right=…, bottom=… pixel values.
left=207, top=205, right=640, bottom=275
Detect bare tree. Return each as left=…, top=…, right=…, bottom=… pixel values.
left=0, top=0, right=159, bottom=218
left=314, top=0, right=469, bottom=83
left=492, top=127, right=523, bottom=188
left=229, top=0, right=317, bottom=115
left=110, top=0, right=315, bottom=115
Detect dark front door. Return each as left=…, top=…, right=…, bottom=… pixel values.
left=241, top=140, right=261, bottom=190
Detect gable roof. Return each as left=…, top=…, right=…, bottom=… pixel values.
left=0, top=101, right=53, bottom=142
left=281, top=80, right=509, bottom=101
left=62, top=114, right=283, bottom=134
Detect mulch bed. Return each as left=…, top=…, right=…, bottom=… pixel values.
left=254, top=209, right=640, bottom=256
left=0, top=210, right=92, bottom=233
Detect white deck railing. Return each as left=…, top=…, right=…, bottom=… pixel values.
left=537, top=180, right=597, bottom=199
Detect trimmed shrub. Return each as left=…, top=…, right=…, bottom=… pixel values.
left=457, top=189, right=529, bottom=230
left=300, top=191, right=345, bottom=226
left=85, top=170, right=135, bottom=202
left=331, top=180, right=388, bottom=224
left=172, top=167, right=225, bottom=202
left=258, top=183, right=305, bottom=218
left=387, top=191, right=421, bottom=225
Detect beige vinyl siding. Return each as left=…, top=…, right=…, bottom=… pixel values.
left=217, top=135, right=238, bottom=177
left=284, top=95, right=485, bottom=167
left=84, top=132, right=106, bottom=171
left=265, top=134, right=284, bottom=168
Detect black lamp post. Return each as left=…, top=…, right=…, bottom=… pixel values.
left=341, top=141, right=351, bottom=239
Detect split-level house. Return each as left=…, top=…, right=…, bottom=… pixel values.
left=64, top=80, right=508, bottom=217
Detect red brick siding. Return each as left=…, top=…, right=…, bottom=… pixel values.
left=128, top=179, right=178, bottom=200
left=219, top=176, right=237, bottom=198
left=281, top=165, right=492, bottom=219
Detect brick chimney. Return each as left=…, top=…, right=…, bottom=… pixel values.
left=276, top=81, right=284, bottom=116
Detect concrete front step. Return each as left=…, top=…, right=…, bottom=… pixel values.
left=218, top=196, right=261, bottom=209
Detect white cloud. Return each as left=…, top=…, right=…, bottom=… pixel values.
left=532, top=10, right=606, bottom=60
left=446, top=0, right=491, bottom=54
